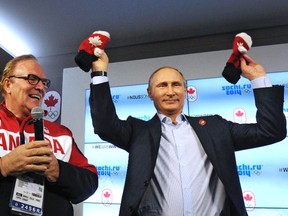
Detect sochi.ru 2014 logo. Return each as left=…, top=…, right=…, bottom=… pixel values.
left=101, top=188, right=113, bottom=207
left=243, top=191, right=256, bottom=211
left=187, top=86, right=197, bottom=102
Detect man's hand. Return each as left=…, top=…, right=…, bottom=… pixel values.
left=0, top=141, right=52, bottom=177
left=240, top=54, right=267, bottom=81
left=92, top=51, right=109, bottom=72
left=44, top=153, right=59, bottom=182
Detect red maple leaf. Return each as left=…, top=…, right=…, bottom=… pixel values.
left=44, top=95, right=58, bottom=110
left=244, top=193, right=253, bottom=201
left=103, top=191, right=110, bottom=198
left=187, top=88, right=195, bottom=94
left=235, top=110, right=244, bottom=117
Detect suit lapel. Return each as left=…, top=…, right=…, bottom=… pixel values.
left=148, top=114, right=162, bottom=157
left=186, top=116, right=220, bottom=170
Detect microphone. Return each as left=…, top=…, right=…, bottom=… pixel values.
left=31, top=106, right=44, bottom=140
left=29, top=107, right=46, bottom=183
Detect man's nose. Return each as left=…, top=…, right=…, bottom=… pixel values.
left=35, top=80, right=45, bottom=89
left=35, top=81, right=46, bottom=94
left=166, top=85, right=175, bottom=95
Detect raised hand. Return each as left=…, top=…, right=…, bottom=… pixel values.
left=240, top=54, right=267, bottom=81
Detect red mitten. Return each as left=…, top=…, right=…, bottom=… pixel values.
left=222, top=32, right=252, bottom=84
left=75, top=31, right=110, bottom=72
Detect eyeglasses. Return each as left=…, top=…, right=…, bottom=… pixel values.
left=8, top=74, right=51, bottom=89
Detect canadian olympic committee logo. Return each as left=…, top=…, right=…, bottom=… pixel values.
left=243, top=191, right=256, bottom=211
left=42, top=91, right=61, bottom=122
left=187, top=86, right=197, bottom=102
left=101, top=188, right=113, bottom=207
left=233, top=108, right=246, bottom=123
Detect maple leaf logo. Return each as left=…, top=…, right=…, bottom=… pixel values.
left=89, top=36, right=103, bottom=47
left=244, top=193, right=253, bottom=201
left=235, top=110, right=244, bottom=117
left=101, top=188, right=113, bottom=206
left=187, top=87, right=195, bottom=94
left=243, top=191, right=256, bottom=210
left=103, top=191, right=111, bottom=198
left=237, top=42, right=248, bottom=54
left=186, top=86, right=197, bottom=102
left=44, top=94, right=58, bottom=110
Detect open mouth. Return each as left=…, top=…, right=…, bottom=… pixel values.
left=30, top=94, right=41, bottom=100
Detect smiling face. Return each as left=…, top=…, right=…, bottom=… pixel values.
left=147, top=67, right=187, bottom=121
left=2, top=58, right=47, bottom=118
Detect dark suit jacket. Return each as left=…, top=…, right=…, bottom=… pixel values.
left=90, top=82, right=286, bottom=216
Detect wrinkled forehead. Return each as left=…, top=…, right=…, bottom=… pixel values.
left=150, top=68, right=185, bottom=85
left=14, top=60, right=46, bottom=77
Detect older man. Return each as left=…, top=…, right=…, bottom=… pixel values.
left=0, top=54, right=98, bottom=216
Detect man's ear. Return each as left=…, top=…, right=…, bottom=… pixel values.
left=2, top=78, right=11, bottom=94
left=147, top=88, right=152, bottom=99
left=184, top=88, right=187, bottom=99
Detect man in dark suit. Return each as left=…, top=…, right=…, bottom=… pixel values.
left=88, top=52, right=286, bottom=216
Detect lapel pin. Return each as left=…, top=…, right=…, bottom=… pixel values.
left=199, top=119, right=206, bottom=126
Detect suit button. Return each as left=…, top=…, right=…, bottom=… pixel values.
left=144, top=180, right=149, bottom=187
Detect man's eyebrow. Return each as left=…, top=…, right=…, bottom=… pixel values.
left=156, top=82, right=166, bottom=87
left=171, top=81, right=183, bottom=85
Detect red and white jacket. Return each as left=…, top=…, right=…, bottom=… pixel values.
left=0, top=102, right=98, bottom=216
left=0, top=102, right=95, bottom=172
